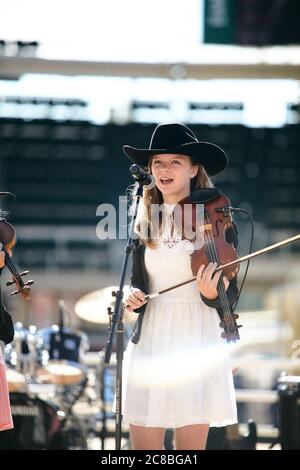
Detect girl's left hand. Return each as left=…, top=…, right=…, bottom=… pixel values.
left=0, top=243, right=5, bottom=268
left=196, top=262, right=229, bottom=300
left=0, top=243, right=12, bottom=269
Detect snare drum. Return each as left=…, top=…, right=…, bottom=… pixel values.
left=6, top=368, right=26, bottom=393
left=36, top=360, right=86, bottom=386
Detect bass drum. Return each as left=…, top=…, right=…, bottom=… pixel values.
left=0, top=393, right=87, bottom=450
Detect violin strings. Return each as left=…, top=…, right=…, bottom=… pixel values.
left=4, top=253, right=20, bottom=281
left=203, top=215, right=228, bottom=312
left=203, top=214, right=236, bottom=335
left=203, top=229, right=228, bottom=315
left=204, top=229, right=231, bottom=317
left=4, top=255, right=16, bottom=275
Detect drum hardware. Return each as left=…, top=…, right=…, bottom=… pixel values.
left=5, top=322, right=38, bottom=379
left=92, top=351, right=130, bottom=450
left=2, top=315, right=90, bottom=449
left=277, top=375, right=300, bottom=450
left=74, top=286, right=141, bottom=450
left=5, top=317, right=90, bottom=415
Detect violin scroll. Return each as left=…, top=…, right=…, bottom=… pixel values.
left=0, top=217, right=34, bottom=300
left=6, top=270, right=34, bottom=299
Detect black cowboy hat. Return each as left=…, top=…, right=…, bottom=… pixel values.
left=123, top=123, right=227, bottom=176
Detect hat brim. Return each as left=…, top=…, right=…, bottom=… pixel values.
left=0, top=192, right=16, bottom=214
left=123, top=142, right=227, bottom=176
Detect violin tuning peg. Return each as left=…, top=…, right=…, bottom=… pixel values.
left=20, top=270, right=29, bottom=277
left=25, top=280, right=34, bottom=286
left=6, top=279, right=16, bottom=287
left=111, top=291, right=116, bottom=297
left=238, top=325, right=243, bottom=328
left=10, top=289, right=21, bottom=296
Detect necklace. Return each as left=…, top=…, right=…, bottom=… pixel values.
left=161, top=205, right=181, bottom=248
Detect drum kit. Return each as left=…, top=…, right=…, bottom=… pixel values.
left=0, top=285, right=133, bottom=450
left=1, top=320, right=90, bottom=450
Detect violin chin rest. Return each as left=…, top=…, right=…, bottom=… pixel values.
left=190, top=188, right=220, bottom=203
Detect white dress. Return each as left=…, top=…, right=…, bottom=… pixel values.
left=121, top=203, right=237, bottom=428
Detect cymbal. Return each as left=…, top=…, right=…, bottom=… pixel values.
left=75, top=286, right=137, bottom=325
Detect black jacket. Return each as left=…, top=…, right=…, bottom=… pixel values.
left=129, top=224, right=239, bottom=345
left=0, top=267, right=14, bottom=345
left=0, top=303, right=14, bottom=345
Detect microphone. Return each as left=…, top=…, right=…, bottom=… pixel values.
left=215, top=206, right=242, bottom=216
left=129, top=164, right=155, bottom=189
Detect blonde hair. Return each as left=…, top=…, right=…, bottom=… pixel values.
left=133, top=155, right=214, bottom=248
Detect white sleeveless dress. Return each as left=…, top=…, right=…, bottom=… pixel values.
left=121, top=204, right=237, bottom=428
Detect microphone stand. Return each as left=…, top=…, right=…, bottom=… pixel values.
left=104, top=181, right=144, bottom=451
left=58, top=300, right=65, bottom=360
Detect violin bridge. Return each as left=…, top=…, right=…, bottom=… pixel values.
left=198, top=223, right=212, bottom=232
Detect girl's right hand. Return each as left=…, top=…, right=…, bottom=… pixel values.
left=125, top=288, right=147, bottom=312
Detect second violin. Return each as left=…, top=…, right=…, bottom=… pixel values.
left=0, top=193, right=34, bottom=300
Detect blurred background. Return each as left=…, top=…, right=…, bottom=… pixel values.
left=1, top=0, right=300, bottom=450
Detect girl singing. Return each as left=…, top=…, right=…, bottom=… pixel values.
left=122, top=123, right=238, bottom=450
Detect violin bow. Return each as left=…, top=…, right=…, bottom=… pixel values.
left=145, top=233, right=300, bottom=300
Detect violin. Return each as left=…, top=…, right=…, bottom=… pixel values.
left=178, top=190, right=241, bottom=342
left=144, top=188, right=300, bottom=342
left=141, top=189, right=240, bottom=342
left=178, top=190, right=239, bottom=281
left=0, top=217, right=34, bottom=299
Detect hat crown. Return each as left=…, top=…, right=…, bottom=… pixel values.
left=149, top=123, right=198, bottom=150
left=122, top=122, right=228, bottom=176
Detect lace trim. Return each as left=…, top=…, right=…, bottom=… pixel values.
left=161, top=208, right=181, bottom=248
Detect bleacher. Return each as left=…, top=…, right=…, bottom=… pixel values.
left=1, top=118, right=300, bottom=272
